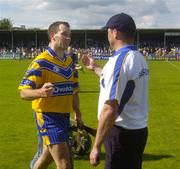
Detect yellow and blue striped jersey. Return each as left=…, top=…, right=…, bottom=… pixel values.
left=18, top=47, right=79, bottom=114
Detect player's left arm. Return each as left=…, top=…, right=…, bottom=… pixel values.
left=73, top=93, right=83, bottom=127
left=72, top=66, right=83, bottom=127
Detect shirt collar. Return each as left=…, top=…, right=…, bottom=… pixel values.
left=112, top=45, right=137, bottom=57
left=47, top=47, right=66, bottom=61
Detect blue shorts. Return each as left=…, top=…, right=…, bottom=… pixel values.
left=35, top=112, right=70, bottom=145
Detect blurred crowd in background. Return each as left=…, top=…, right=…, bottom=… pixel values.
left=0, top=39, right=180, bottom=61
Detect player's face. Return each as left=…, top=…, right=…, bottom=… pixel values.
left=54, top=24, right=71, bottom=50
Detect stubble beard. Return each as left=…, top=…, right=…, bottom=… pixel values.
left=61, top=41, right=69, bottom=51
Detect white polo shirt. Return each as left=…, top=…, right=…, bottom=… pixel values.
left=98, top=45, right=149, bottom=129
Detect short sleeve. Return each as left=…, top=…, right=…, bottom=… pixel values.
left=18, top=60, right=44, bottom=90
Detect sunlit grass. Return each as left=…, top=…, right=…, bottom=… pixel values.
left=0, top=60, right=179, bottom=169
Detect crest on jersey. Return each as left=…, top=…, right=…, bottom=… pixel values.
left=53, top=65, right=60, bottom=72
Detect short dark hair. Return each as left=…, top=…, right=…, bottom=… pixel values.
left=47, top=21, right=70, bottom=40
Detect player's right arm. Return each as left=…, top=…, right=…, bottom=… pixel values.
left=18, top=59, right=53, bottom=101
left=20, top=82, right=54, bottom=101
left=81, top=54, right=102, bottom=77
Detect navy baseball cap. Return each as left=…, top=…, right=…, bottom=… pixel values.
left=102, top=13, right=136, bottom=33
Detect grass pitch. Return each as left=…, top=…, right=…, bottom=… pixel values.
left=0, top=60, right=180, bottom=169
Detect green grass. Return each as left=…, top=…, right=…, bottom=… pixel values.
left=0, top=60, right=180, bottom=169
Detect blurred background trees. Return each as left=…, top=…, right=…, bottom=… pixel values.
left=0, top=18, right=13, bottom=30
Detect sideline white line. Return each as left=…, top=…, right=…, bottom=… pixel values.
left=166, top=60, right=180, bottom=71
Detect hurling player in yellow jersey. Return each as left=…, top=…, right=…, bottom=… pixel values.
left=18, top=21, right=83, bottom=169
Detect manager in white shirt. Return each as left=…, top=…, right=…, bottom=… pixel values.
left=82, top=13, right=149, bottom=169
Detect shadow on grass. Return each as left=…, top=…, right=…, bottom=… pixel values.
left=79, top=90, right=99, bottom=93
left=143, top=153, right=174, bottom=161
left=74, top=153, right=174, bottom=162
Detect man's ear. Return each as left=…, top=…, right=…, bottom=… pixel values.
left=49, top=32, right=55, bottom=41
left=115, top=30, right=124, bottom=40
left=113, top=29, right=118, bottom=39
